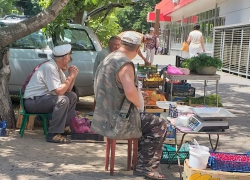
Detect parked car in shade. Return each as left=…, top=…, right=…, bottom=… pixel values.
left=1, top=2, right=138, bottom=97
left=0, top=15, right=102, bottom=97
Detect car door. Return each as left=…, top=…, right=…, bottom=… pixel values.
left=53, top=25, right=102, bottom=97
left=9, top=31, right=52, bottom=95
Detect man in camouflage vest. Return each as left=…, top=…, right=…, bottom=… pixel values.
left=91, top=31, right=167, bottom=180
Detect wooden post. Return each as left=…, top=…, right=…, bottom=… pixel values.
left=154, top=9, right=160, bottom=36
left=16, top=105, right=35, bottom=130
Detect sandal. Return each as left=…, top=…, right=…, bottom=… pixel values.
left=46, top=133, right=71, bottom=143
left=134, top=169, right=166, bottom=180
left=144, top=171, right=166, bottom=180
left=62, top=126, right=71, bottom=135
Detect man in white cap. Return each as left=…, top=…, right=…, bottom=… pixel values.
left=23, top=44, right=79, bottom=143
left=145, top=27, right=158, bottom=64
left=91, top=32, right=167, bottom=180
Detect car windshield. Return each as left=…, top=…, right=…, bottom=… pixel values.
left=11, top=30, right=48, bottom=49
left=57, top=28, right=95, bottom=51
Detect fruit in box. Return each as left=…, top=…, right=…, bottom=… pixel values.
left=144, top=90, right=166, bottom=106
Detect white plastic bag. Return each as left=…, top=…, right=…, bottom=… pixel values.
left=175, top=116, right=190, bottom=127
left=138, top=87, right=144, bottom=112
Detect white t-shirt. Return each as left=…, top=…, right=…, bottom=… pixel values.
left=24, top=59, right=63, bottom=99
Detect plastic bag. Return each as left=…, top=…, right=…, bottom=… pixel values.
left=167, top=65, right=184, bottom=75
left=178, top=68, right=190, bottom=75
left=181, top=42, right=189, bottom=52
left=175, top=116, right=190, bottom=127
left=70, top=116, right=94, bottom=133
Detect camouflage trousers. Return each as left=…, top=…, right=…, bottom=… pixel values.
left=136, top=113, right=167, bottom=171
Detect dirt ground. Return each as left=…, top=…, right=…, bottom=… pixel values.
left=0, top=96, right=181, bottom=180
left=2, top=70, right=250, bottom=180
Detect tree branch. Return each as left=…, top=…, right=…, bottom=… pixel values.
left=0, top=0, right=70, bottom=49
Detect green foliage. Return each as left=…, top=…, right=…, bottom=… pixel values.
left=39, top=0, right=131, bottom=46
left=181, top=54, right=222, bottom=72
left=182, top=94, right=223, bottom=107
left=88, top=10, right=122, bottom=47
left=16, top=0, right=42, bottom=15
left=117, top=0, right=161, bottom=34
left=0, top=0, right=17, bottom=16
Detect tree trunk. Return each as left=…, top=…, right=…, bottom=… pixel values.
left=0, top=0, right=71, bottom=128
left=73, top=9, right=84, bottom=24
left=0, top=48, right=15, bottom=128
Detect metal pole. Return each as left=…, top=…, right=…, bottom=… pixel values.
left=216, top=80, right=218, bottom=107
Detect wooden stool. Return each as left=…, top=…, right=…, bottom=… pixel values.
left=105, top=138, right=138, bottom=176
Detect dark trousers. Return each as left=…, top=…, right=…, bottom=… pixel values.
left=24, top=92, right=77, bottom=134
left=137, top=113, right=167, bottom=171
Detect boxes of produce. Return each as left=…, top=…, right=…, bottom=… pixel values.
left=182, top=95, right=223, bottom=107
left=183, top=159, right=250, bottom=180
left=142, top=74, right=163, bottom=88
left=137, top=63, right=158, bottom=73
left=144, top=90, right=166, bottom=112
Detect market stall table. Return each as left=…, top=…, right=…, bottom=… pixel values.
left=162, top=72, right=221, bottom=107
left=160, top=113, right=230, bottom=180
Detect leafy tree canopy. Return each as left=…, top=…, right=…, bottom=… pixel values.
left=117, top=0, right=160, bottom=34
left=39, top=0, right=132, bottom=46
left=0, top=0, right=18, bottom=16
left=16, top=0, right=42, bottom=15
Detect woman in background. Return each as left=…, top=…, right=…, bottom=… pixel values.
left=145, top=27, right=158, bottom=65
left=187, top=24, right=205, bottom=57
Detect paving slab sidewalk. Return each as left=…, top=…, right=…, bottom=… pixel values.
left=1, top=55, right=250, bottom=180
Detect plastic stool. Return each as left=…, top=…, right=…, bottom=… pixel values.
left=105, top=138, right=138, bottom=176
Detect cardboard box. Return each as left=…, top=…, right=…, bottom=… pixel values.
left=183, top=159, right=250, bottom=180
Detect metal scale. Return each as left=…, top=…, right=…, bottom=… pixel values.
left=188, top=108, right=235, bottom=132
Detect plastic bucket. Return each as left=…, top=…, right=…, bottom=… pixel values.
left=189, top=145, right=209, bottom=152
left=189, top=148, right=210, bottom=169
left=190, top=139, right=210, bottom=152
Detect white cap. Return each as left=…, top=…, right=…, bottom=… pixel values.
left=53, top=44, right=72, bottom=57
left=121, top=31, right=141, bottom=45
left=150, top=27, right=154, bottom=31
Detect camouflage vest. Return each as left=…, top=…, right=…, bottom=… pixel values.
left=91, top=50, right=142, bottom=139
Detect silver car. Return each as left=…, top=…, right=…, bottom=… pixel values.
left=0, top=15, right=102, bottom=97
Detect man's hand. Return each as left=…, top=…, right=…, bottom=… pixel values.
left=68, top=65, right=79, bottom=78
left=141, top=91, right=149, bottom=99
left=145, top=60, right=151, bottom=66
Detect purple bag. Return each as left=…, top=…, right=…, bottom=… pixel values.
left=167, top=65, right=184, bottom=75
left=70, top=116, right=94, bottom=133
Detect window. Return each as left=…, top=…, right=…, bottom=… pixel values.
left=0, top=22, right=48, bottom=49
left=11, top=31, right=48, bottom=49
left=57, top=29, right=95, bottom=51
left=169, top=7, right=225, bottom=51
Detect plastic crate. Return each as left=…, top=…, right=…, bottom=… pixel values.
left=0, top=121, right=6, bottom=137
left=142, top=79, right=163, bottom=88
left=71, top=129, right=104, bottom=141
left=175, top=55, right=186, bottom=67
left=208, top=151, right=250, bottom=172
left=172, top=87, right=195, bottom=97
left=161, top=144, right=189, bottom=164
left=165, top=82, right=191, bottom=93
left=137, top=63, right=158, bottom=73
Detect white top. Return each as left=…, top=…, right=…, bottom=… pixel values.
left=189, top=30, right=202, bottom=45
left=24, top=59, right=63, bottom=99
left=189, top=30, right=203, bottom=57
left=50, top=69, right=66, bottom=96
